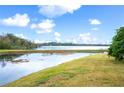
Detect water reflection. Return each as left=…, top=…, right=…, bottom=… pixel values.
left=0, top=60, right=6, bottom=68
left=0, top=54, right=23, bottom=68
left=0, top=54, right=23, bottom=61
left=0, top=53, right=67, bottom=68
left=0, top=52, right=91, bottom=86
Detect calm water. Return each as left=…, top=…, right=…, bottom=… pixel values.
left=0, top=46, right=108, bottom=86
left=0, top=52, right=91, bottom=86
left=37, top=46, right=109, bottom=50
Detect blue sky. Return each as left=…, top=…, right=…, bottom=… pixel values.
left=0, top=5, right=124, bottom=44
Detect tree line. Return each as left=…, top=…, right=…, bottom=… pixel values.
left=0, top=34, right=38, bottom=49
left=39, top=42, right=110, bottom=46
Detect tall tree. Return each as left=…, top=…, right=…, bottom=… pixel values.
left=108, top=26, right=124, bottom=61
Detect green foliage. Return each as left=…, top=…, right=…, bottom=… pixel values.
left=0, top=33, right=38, bottom=49
left=108, top=27, right=124, bottom=61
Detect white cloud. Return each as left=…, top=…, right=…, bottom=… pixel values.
left=34, top=39, right=49, bottom=44
left=91, top=27, right=99, bottom=31
left=79, top=33, right=97, bottom=43
left=54, top=32, right=61, bottom=42
left=54, top=32, right=61, bottom=37
left=72, top=38, right=77, bottom=44
left=34, top=39, right=42, bottom=43
left=65, top=39, right=71, bottom=43
left=31, top=19, right=55, bottom=34
left=55, top=37, right=61, bottom=43
left=0, top=14, right=30, bottom=27
left=89, top=19, right=101, bottom=25
left=15, top=34, right=28, bottom=39
left=101, top=40, right=111, bottom=44
left=38, top=5, right=81, bottom=18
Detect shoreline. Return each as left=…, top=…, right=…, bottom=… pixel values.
left=5, top=54, right=124, bottom=87
left=0, top=54, right=90, bottom=87
left=0, top=49, right=108, bottom=54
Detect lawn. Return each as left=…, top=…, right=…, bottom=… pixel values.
left=5, top=54, right=124, bottom=87
left=0, top=49, right=107, bottom=54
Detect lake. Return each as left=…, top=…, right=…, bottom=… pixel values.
left=37, top=45, right=109, bottom=50
left=0, top=46, right=109, bottom=86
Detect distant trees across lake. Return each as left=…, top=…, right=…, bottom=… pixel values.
left=39, top=42, right=110, bottom=46
left=0, top=33, right=110, bottom=50
left=0, top=34, right=38, bottom=49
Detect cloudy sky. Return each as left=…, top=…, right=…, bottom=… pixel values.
left=0, top=5, right=124, bottom=44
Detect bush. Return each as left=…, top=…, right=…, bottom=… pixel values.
left=108, top=27, right=124, bottom=61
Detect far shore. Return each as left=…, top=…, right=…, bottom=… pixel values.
left=0, top=49, right=108, bottom=54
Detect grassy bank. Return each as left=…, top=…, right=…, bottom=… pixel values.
left=5, top=54, right=124, bottom=87
left=0, top=49, right=107, bottom=54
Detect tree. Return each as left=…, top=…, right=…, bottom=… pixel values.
left=108, top=26, right=124, bottom=61
left=0, top=33, right=38, bottom=49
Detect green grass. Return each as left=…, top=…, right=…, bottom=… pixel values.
left=0, top=50, right=31, bottom=52
left=5, top=54, right=124, bottom=87
left=0, top=49, right=107, bottom=54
